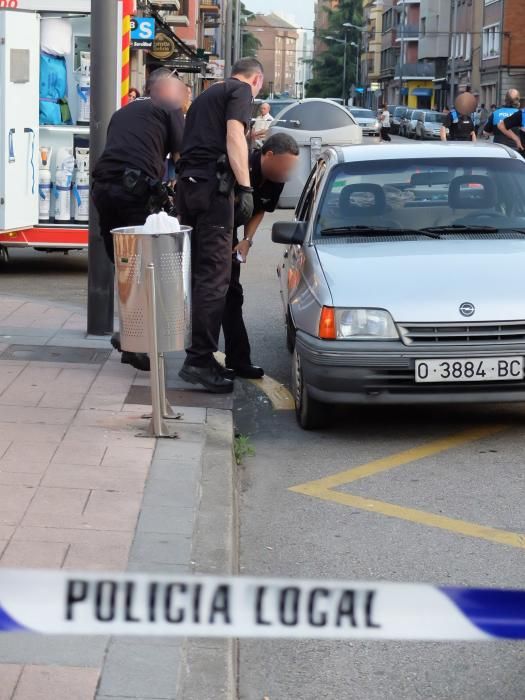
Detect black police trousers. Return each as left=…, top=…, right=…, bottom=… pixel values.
left=222, top=255, right=252, bottom=369
left=91, top=181, right=150, bottom=264
left=177, top=175, right=234, bottom=367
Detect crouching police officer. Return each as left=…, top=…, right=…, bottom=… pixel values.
left=91, top=69, right=186, bottom=371
left=177, top=58, right=264, bottom=394
left=222, top=133, right=299, bottom=378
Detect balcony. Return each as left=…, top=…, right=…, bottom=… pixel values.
left=200, top=0, right=220, bottom=11
left=394, top=62, right=435, bottom=78
left=394, top=24, right=420, bottom=40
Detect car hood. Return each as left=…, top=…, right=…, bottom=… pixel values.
left=315, top=239, right=525, bottom=322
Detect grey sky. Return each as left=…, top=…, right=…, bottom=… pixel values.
left=246, top=1, right=315, bottom=30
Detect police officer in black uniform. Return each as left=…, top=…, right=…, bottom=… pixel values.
left=222, top=133, right=299, bottom=378
left=484, top=89, right=520, bottom=149
left=177, top=58, right=264, bottom=394
left=91, top=68, right=186, bottom=370
left=497, top=97, right=525, bottom=154
left=440, top=107, right=476, bottom=142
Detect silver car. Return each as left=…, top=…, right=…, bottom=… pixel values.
left=415, top=110, right=444, bottom=140
left=348, top=108, right=380, bottom=136
left=273, top=143, right=525, bottom=429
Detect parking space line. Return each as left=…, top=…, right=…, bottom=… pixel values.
left=214, top=352, right=294, bottom=411
left=289, top=424, right=525, bottom=549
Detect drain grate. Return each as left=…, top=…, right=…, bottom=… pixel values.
left=0, top=345, right=111, bottom=365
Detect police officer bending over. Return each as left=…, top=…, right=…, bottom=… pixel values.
left=222, top=133, right=299, bottom=378
left=92, top=68, right=186, bottom=370
left=177, top=58, right=264, bottom=394
left=484, top=89, right=520, bottom=149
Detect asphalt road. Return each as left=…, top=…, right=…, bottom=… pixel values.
left=235, top=136, right=525, bottom=700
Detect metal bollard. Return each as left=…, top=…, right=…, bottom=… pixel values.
left=145, top=263, right=178, bottom=438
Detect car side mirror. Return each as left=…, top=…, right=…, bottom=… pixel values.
left=272, top=221, right=307, bottom=245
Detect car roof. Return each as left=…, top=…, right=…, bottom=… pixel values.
left=337, top=142, right=518, bottom=162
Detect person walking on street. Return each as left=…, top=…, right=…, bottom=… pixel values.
left=222, top=133, right=299, bottom=378
left=176, top=57, right=264, bottom=394
left=484, top=89, right=520, bottom=149
left=477, top=103, right=489, bottom=137
left=91, top=68, right=186, bottom=371
left=379, top=105, right=391, bottom=141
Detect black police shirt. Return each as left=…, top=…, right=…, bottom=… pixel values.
left=443, top=112, right=474, bottom=141
left=92, top=97, right=184, bottom=182
left=250, top=149, right=284, bottom=215
left=501, top=110, right=525, bottom=149
left=178, top=78, right=253, bottom=176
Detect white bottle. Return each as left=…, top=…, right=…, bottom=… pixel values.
left=73, top=147, right=90, bottom=223
left=76, top=52, right=91, bottom=125
left=54, top=147, right=74, bottom=222
left=38, top=146, right=53, bottom=222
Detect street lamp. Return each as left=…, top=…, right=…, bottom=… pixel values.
left=325, top=33, right=349, bottom=103
left=350, top=41, right=360, bottom=104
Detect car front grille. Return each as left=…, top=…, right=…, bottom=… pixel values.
left=362, top=370, right=525, bottom=395
left=398, top=322, right=525, bottom=346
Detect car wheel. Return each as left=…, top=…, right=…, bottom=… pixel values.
left=292, top=348, right=327, bottom=430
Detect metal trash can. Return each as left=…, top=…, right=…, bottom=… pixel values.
left=112, top=226, right=192, bottom=354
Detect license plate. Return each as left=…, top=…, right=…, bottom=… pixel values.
left=415, top=357, right=524, bottom=383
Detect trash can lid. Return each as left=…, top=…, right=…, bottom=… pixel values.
left=111, top=225, right=192, bottom=235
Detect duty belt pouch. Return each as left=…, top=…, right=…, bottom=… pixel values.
left=216, top=154, right=235, bottom=197
left=122, top=168, right=149, bottom=198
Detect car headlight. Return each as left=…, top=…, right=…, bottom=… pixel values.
left=319, top=307, right=399, bottom=340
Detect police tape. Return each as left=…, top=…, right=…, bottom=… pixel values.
left=0, top=569, right=524, bottom=640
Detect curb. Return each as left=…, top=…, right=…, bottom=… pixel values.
left=176, top=407, right=238, bottom=700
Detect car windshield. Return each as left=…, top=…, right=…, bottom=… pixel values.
left=314, top=157, right=525, bottom=240
left=394, top=107, right=407, bottom=117
left=351, top=109, right=375, bottom=119
left=425, top=112, right=444, bottom=123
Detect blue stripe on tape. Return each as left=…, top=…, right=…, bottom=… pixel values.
left=0, top=606, right=26, bottom=632
left=441, top=587, right=525, bottom=639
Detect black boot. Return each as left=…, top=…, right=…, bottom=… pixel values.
left=179, top=364, right=234, bottom=394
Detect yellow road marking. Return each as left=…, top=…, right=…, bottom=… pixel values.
left=290, top=424, right=525, bottom=549
left=214, top=352, right=294, bottom=411
left=293, top=425, right=507, bottom=491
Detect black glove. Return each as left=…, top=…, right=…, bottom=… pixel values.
left=234, top=185, right=254, bottom=227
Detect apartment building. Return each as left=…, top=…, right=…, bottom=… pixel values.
left=418, top=0, right=449, bottom=109
left=247, top=13, right=298, bottom=96
left=480, top=0, right=525, bottom=107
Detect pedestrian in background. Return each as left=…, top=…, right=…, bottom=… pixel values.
left=176, top=57, right=264, bottom=394
left=183, top=83, right=193, bottom=116
left=128, top=87, right=140, bottom=101
left=252, top=102, right=274, bottom=146
left=379, top=104, right=391, bottom=141
left=222, top=133, right=299, bottom=378
left=477, top=103, right=489, bottom=137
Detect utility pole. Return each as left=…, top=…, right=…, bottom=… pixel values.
left=225, top=0, right=233, bottom=76
left=450, top=0, right=457, bottom=107
left=233, top=0, right=241, bottom=63
left=342, top=29, right=348, bottom=104
left=87, top=0, right=120, bottom=336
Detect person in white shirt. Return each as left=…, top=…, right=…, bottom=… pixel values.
left=379, top=104, right=391, bottom=141
left=252, top=102, right=274, bottom=146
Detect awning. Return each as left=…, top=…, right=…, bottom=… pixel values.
left=412, top=88, right=433, bottom=97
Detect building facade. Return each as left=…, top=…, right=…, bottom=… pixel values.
left=361, top=0, right=383, bottom=108
left=418, top=0, right=450, bottom=109
left=247, top=13, right=298, bottom=96
left=314, top=0, right=339, bottom=57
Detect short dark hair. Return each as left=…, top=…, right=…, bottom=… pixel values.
left=232, top=57, right=264, bottom=78
left=145, top=67, right=177, bottom=94
left=262, top=133, right=299, bottom=156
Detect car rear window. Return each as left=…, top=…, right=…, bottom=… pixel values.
left=314, top=157, right=525, bottom=240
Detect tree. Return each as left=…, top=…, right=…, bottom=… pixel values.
left=307, top=0, right=363, bottom=99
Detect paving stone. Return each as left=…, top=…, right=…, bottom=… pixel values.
left=0, top=406, right=75, bottom=425
left=0, top=663, right=22, bottom=700
left=102, top=445, right=154, bottom=469
left=38, top=392, right=86, bottom=410
left=12, top=526, right=133, bottom=548
left=0, top=364, right=28, bottom=394
left=129, top=532, right=192, bottom=567
left=22, top=487, right=89, bottom=528
left=63, top=541, right=131, bottom=570
left=0, top=485, right=36, bottom=526
left=0, top=471, right=42, bottom=487
left=0, top=442, right=57, bottom=467
left=0, top=540, right=68, bottom=568
left=13, top=664, right=100, bottom=700
left=0, top=423, right=67, bottom=443
left=137, top=506, right=195, bottom=536
left=52, top=441, right=107, bottom=466
left=42, top=463, right=148, bottom=493
left=0, top=388, right=46, bottom=407
left=0, top=636, right=107, bottom=667
left=81, top=490, right=143, bottom=531
left=97, top=641, right=180, bottom=699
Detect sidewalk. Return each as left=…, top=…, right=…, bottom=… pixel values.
left=0, top=295, right=236, bottom=700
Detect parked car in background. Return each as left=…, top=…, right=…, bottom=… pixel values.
left=392, top=106, right=408, bottom=134
left=399, top=109, right=414, bottom=137
left=272, top=142, right=525, bottom=429
left=348, top=108, right=380, bottom=136
left=415, top=110, right=445, bottom=139
left=405, top=110, right=422, bottom=138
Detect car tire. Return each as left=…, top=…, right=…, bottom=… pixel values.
left=292, top=348, right=327, bottom=430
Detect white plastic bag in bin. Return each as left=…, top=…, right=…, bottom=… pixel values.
left=143, top=211, right=181, bottom=234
